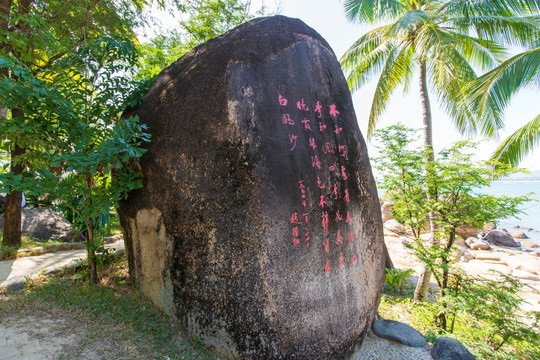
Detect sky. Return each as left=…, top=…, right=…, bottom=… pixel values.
left=156, top=0, right=540, bottom=171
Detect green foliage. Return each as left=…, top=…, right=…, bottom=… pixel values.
left=180, top=0, right=261, bottom=48
left=0, top=35, right=150, bottom=280
left=137, top=0, right=266, bottom=79
left=378, top=294, right=440, bottom=340
left=384, top=267, right=414, bottom=294
left=47, top=37, right=150, bottom=281
left=380, top=281, right=540, bottom=360
left=375, top=124, right=539, bottom=358
left=0, top=0, right=155, bottom=246
left=374, top=125, right=427, bottom=237
left=447, top=271, right=540, bottom=352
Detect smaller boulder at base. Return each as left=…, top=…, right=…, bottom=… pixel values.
left=372, top=319, right=427, bottom=347
left=432, top=337, right=475, bottom=360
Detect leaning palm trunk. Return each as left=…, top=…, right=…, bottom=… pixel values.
left=414, top=60, right=435, bottom=301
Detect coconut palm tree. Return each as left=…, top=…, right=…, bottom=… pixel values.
left=339, top=0, right=540, bottom=300
left=466, top=46, right=540, bottom=167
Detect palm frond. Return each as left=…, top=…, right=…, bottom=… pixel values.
left=419, top=25, right=503, bottom=138
left=441, top=30, right=507, bottom=70
left=387, top=9, right=431, bottom=38
left=466, top=47, right=540, bottom=116
left=340, top=0, right=408, bottom=23
left=340, top=24, right=397, bottom=91
left=454, top=15, right=540, bottom=47
left=444, top=0, right=540, bottom=17
left=492, top=114, right=540, bottom=166
left=368, top=45, right=415, bottom=139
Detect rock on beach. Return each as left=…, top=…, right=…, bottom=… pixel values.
left=486, top=230, right=519, bottom=247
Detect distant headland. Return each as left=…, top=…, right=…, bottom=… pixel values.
left=501, top=170, right=540, bottom=182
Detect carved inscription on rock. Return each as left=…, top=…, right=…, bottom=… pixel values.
left=279, top=94, right=359, bottom=272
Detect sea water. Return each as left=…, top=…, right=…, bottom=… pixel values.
left=481, top=181, right=540, bottom=245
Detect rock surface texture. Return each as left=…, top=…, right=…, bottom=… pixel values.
left=0, top=208, right=85, bottom=243
left=118, top=16, right=385, bottom=360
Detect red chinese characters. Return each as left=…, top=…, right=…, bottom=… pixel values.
left=297, top=98, right=309, bottom=111
left=290, top=212, right=301, bottom=224
left=311, top=155, right=322, bottom=169
left=321, top=211, right=329, bottom=234
left=329, top=104, right=340, bottom=117
left=289, top=134, right=298, bottom=151
left=282, top=113, right=294, bottom=125
left=292, top=226, right=300, bottom=246
left=279, top=94, right=359, bottom=272
left=336, top=230, right=344, bottom=245
left=314, top=101, right=322, bottom=118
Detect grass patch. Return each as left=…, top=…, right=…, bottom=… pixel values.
left=0, top=232, right=65, bottom=260
left=0, top=255, right=218, bottom=359
left=106, top=213, right=123, bottom=236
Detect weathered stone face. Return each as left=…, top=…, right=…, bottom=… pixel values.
left=118, top=15, right=385, bottom=359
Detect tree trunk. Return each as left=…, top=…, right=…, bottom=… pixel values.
left=0, top=0, right=12, bottom=32
left=2, top=132, right=25, bottom=246
left=86, top=215, right=98, bottom=284
left=0, top=0, right=12, bottom=128
left=85, top=176, right=98, bottom=284
left=414, top=59, right=436, bottom=301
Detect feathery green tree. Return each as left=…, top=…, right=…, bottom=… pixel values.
left=137, top=0, right=266, bottom=79
left=374, top=125, right=529, bottom=331
left=0, top=0, right=152, bottom=246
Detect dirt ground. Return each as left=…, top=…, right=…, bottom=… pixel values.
left=1, top=309, right=90, bottom=360
left=0, top=306, right=433, bottom=360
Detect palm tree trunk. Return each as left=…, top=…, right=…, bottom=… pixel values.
left=414, top=59, right=436, bottom=301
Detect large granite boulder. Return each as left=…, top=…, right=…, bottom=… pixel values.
left=0, top=207, right=85, bottom=243
left=118, top=16, right=385, bottom=359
